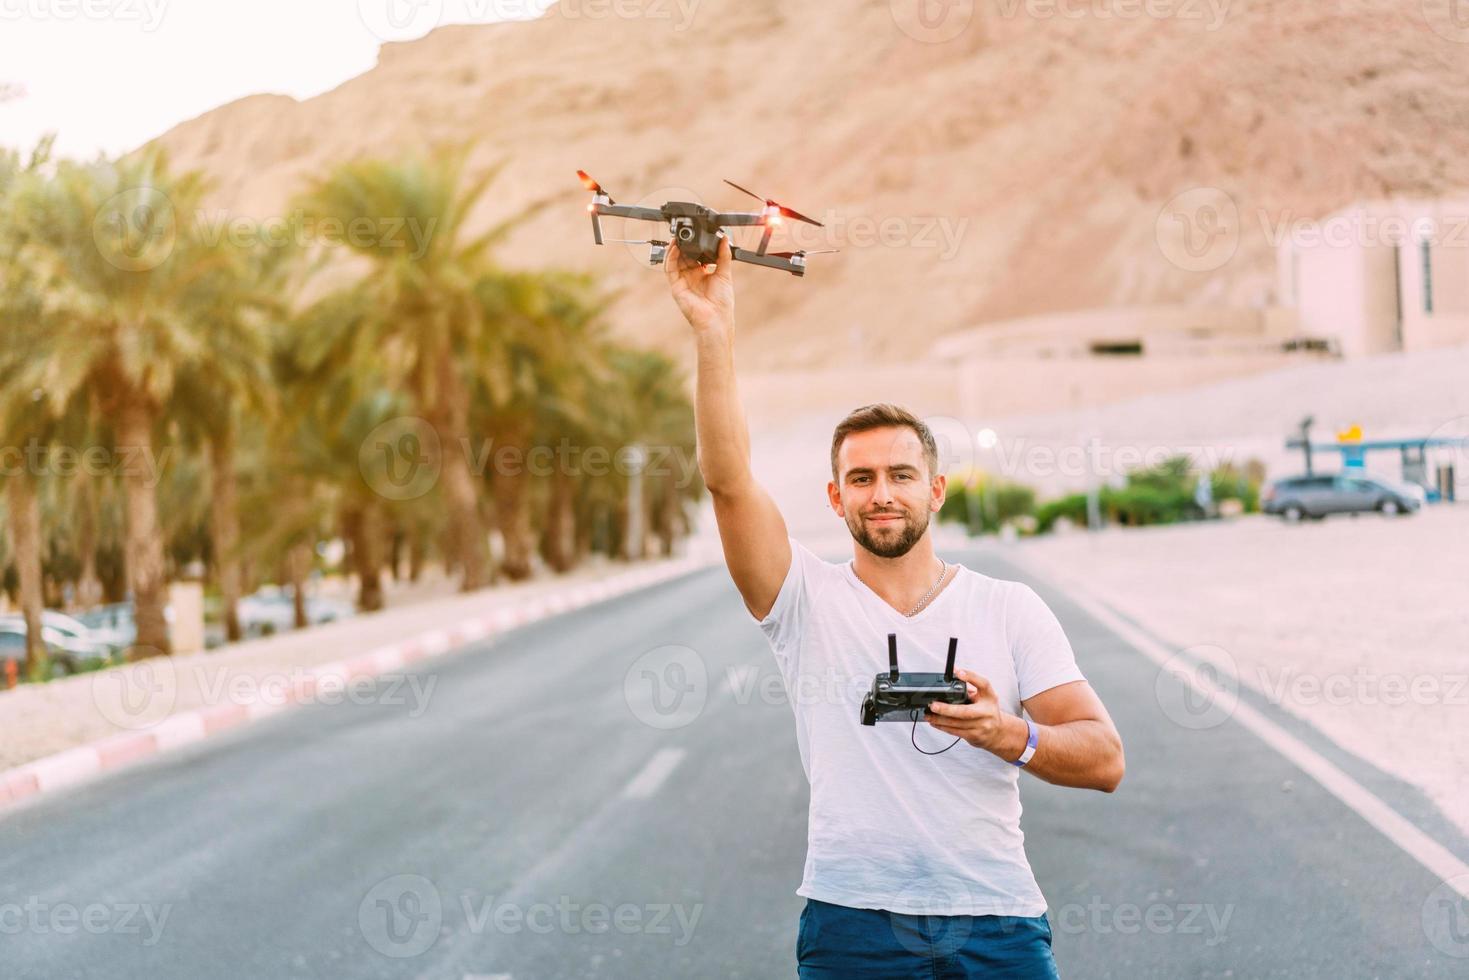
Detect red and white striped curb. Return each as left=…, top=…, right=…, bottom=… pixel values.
left=0, top=557, right=712, bottom=810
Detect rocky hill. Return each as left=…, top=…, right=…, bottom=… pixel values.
left=145, top=0, right=1469, bottom=368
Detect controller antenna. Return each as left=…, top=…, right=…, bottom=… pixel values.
left=944, top=637, right=958, bottom=682
left=888, top=633, right=900, bottom=681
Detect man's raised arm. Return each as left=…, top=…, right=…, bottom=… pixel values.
left=665, top=236, right=791, bottom=620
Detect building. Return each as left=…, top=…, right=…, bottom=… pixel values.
left=1277, top=198, right=1469, bottom=356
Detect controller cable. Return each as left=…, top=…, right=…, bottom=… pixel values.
left=910, top=709, right=962, bottom=755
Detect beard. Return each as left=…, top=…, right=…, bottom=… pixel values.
left=846, top=503, right=931, bottom=559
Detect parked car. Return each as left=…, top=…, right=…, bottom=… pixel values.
left=1262, top=473, right=1425, bottom=521
left=73, top=602, right=174, bottom=651
left=0, top=611, right=124, bottom=660
left=236, top=587, right=355, bottom=638
left=0, top=620, right=112, bottom=677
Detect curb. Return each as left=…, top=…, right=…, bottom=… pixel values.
left=0, top=557, right=714, bottom=811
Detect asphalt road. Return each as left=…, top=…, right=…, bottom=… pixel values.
left=2, top=548, right=1466, bottom=979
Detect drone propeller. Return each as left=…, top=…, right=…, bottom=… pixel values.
left=723, top=179, right=824, bottom=227
left=577, top=170, right=614, bottom=203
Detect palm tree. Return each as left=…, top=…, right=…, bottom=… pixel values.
left=584, top=346, right=700, bottom=562
left=168, top=238, right=291, bottom=640
left=6, top=147, right=224, bottom=657
left=294, top=144, right=517, bottom=592
left=278, top=286, right=421, bottom=612
left=487, top=271, right=612, bottom=575
left=0, top=137, right=55, bottom=676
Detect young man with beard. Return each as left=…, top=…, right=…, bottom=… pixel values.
left=666, top=238, right=1125, bottom=979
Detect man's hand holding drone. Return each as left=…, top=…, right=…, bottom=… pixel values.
left=665, top=236, right=734, bottom=335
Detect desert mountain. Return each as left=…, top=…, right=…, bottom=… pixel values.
left=146, top=0, right=1469, bottom=369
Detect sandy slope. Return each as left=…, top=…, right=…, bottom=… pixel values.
left=144, top=0, right=1469, bottom=369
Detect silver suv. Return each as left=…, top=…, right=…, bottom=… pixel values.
left=1262, top=474, right=1424, bottom=521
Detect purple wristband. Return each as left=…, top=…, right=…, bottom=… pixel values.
left=1012, top=718, right=1039, bottom=767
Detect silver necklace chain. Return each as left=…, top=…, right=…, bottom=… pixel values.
left=906, top=559, right=949, bottom=617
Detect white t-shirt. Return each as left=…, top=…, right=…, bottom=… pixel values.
left=755, top=537, right=1087, bottom=917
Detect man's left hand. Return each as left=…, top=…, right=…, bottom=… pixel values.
left=925, top=668, right=1017, bottom=755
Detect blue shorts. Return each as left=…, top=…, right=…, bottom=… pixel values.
left=796, top=897, right=1059, bottom=979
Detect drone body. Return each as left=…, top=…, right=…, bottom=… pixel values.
left=576, top=172, right=836, bottom=277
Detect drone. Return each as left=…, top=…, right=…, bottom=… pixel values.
left=576, top=171, right=837, bottom=277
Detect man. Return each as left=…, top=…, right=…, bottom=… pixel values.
left=666, top=238, right=1125, bottom=979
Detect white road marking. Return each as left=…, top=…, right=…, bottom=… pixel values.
left=1018, top=556, right=1469, bottom=901
left=621, top=748, right=687, bottom=800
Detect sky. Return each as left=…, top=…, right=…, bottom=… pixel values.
left=0, top=0, right=548, bottom=160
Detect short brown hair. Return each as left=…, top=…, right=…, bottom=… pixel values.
left=830, top=403, right=939, bottom=482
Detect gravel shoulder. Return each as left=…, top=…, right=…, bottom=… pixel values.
left=0, top=555, right=699, bottom=772
left=1007, top=506, right=1469, bottom=840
